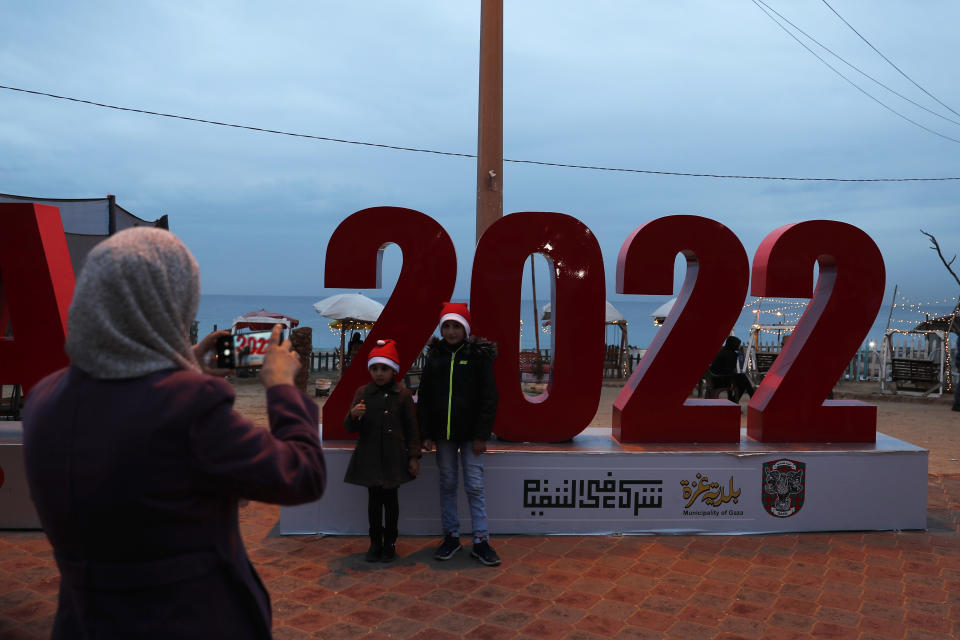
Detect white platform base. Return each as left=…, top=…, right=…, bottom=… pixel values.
left=280, top=427, right=928, bottom=536
left=0, top=423, right=41, bottom=529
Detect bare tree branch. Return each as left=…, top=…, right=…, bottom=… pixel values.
left=921, top=229, right=960, bottom=289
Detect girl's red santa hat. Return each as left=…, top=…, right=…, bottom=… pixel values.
left=439, top=302, right=471, bottom=336
left=367, top=339, right=400, bottom=372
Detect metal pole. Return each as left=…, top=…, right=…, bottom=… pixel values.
left=476, top=0, right=503, bottom=244
left=530, top=255, right=540, bottom=355
left=883, top=284, right=898, bottom=334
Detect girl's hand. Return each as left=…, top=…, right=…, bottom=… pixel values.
left=421, top=438, right=434, bottom=452
left=350, top=400, right=366, bottom=419
left=408, top=458, right=419, bottom=478
left=472, top=439, right=487, bottom=455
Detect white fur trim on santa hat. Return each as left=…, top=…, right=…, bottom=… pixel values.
left=367, top=356, right=399, bottom=372
left=439, top=313, right=470, bottom=336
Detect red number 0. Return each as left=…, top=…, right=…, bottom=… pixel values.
left=747, top=221, right=885, bottom=442
left=471, top=212, right=605, bottom=443
left=613, top=216, right=749, bottom=443
left=322, top=207, right=457, bottom=440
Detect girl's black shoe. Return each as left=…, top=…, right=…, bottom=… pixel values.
left=381, top=544, right=396, bottom=562
left=366, top=527, right=383, bottom=562
left=365, top=541, right=383, bottom=562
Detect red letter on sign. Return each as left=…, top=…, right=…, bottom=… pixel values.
left=471, top=212, right=605, bottom=443
left=0, top=203, right=75, bottom=394
left=747, top=221, right=885, bottom=442
left=322, top=207, right=457, bottom=440
left=613, top=216, right=748, bottom=443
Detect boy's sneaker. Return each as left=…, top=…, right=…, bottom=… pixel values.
left=434, top=535, right=462, bottom=560
left=471, top=540, right=501, bottom=566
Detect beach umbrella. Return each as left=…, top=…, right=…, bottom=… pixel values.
left=540, top=300, right=624, bottom=325
left=313, top=293, right=383, bottom=322
left=313, top=293, right=384, bottom=370
left=650, top=298, right=676, bottom=326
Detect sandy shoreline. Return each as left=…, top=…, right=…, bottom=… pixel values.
left=229, top=374, right=960, bottom=474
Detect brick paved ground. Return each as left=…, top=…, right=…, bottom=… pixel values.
left=2, top=474, right=959, bottom=639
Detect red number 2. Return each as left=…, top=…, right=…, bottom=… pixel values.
left=613, top=216, right=749, bottom=443
left=747, top=221, right=885, bottom=442
left=322, top=207, right=457, bottom=440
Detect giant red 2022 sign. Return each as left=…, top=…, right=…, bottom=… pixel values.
left=0, top=203, right=884, bottom=446
left=324, top=207, right=885, bottom=445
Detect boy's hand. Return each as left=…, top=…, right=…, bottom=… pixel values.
left=472, top=439, right=487, bottom=455
left=421, top=438, right=434, bottom=452
left=350, top=400, right=366, bottom=419
left=408, top=458, right=419, bottom=478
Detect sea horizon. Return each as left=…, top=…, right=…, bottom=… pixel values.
left=197, top=293, right=957, bottom=353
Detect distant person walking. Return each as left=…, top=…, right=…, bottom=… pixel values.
left=344, top=339, right=420, bottom=562
left=418, top=303, right=500, bottom=566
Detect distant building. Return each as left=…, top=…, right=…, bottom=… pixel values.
left=0, top=193, right=168, bottom=274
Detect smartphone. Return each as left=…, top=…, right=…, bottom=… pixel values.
left=214, top=334, right=237, bottom=369
left=217, top=328, right=290, bottom=369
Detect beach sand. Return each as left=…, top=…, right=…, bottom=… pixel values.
left=229, top=373, right=960, bottom=474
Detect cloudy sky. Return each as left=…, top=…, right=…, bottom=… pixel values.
left=2, top=1, right=959, bottom=306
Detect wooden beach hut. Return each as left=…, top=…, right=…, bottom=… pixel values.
left=540, top=300, right=629, bottom=378
left=879, top=310, right=957, bottom=397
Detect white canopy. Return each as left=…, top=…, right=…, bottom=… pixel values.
left=650, top=298, right=676, bottom=324
left=541, top=300, right=625, bottom=325
left=313, top=293, right=383, bottom=322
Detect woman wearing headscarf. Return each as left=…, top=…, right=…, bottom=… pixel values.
left=22, top=228, right=326, bottom=639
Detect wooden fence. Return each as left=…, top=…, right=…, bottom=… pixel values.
left=311, top=340, right=953, bottom=385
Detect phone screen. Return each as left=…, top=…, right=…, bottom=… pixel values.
left=232, top=330, right=276, bottom=368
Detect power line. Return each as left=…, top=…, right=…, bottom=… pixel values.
left=820, top=0, right=960, bottom=120
left=754, top=0, right=960, bottom=128
left=751, top=0, right=960, bottom=146
left=2, top=83, right=959, bottom=183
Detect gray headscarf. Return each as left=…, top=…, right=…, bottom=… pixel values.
left=65, top=227, right=202, bottom=379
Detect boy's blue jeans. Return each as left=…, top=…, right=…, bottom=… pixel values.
left=435, top=440, right=488, bottom=543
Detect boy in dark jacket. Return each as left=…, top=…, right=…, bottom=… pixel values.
left=419, top=303, right=500, bottom=566
left=344, top=339, right=420, bottom=562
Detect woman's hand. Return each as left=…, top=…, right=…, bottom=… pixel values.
left=259, top=324, right=301, bottom=389
left=421, top=438, right=434, bottom=452
left=472, top=439, right=487, bottom=455
left=193, top=330, right=233, bottom=377
left=408, top=458, right=419, bottom=478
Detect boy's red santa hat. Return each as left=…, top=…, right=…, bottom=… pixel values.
left=439, top=302, right=471, bottom=336
left=367, top=339, right=400, bottom=373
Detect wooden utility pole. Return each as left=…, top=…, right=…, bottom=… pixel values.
left=476, top=0, right=503, bottom=244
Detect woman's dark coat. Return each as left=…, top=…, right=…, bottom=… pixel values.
left=343, top=380, right=420, bottom=488
left=417, top=336, right=498, bottom=443
left=22, top=366, right=326, bottom=640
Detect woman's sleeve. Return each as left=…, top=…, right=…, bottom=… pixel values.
left=188, top=378, right=326, bottom=505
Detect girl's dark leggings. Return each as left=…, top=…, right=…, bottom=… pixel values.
left=368, top=486, right=399, bottom=533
